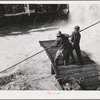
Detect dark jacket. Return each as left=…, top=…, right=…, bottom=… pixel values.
left=52, top=34, right=70, bottom=50
left=71, top=30, right=81, bottom=44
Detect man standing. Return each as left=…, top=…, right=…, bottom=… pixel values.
left=51, top=31, right=74, bottom=66
left=71, top=26, right=84, bottom=65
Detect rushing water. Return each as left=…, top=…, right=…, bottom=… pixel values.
left=0, top=4, right=100, bottom=72
left=0, top=4, right=100, bottom=90
left=60, top=4, right=100, bottom=65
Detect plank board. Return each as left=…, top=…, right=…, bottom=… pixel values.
left=39, top=40, right=100, bottom=90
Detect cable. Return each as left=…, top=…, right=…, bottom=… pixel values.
left=80, top=20, right=100, bottom=32
left=15, top=14, right=22, bottom=24
left=1, top=20, right=100, bottom=73
left=0, top=49, right=45, bottom=73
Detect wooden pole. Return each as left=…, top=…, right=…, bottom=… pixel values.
left=24, top=4, right=30, bottom=16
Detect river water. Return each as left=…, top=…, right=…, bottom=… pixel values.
left=60, top=4, right=100, bottom=65
left=0, top=4, right=100, bottom=90
left=0, top=4, right=100, bottom=72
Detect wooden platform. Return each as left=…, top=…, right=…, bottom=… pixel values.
left=39, top=40, right=100, bottom=90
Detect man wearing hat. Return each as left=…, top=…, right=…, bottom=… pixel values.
left=50, top=31, right=75, bottom=66
left=71, top=25, right=84, bottom=65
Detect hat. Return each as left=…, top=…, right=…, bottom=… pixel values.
left=56, top=31, right=62, bottom=37
left=74, top=25, right=80, bottom=30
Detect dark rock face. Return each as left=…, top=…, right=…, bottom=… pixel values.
left=0, top=4, right=69, bottom=27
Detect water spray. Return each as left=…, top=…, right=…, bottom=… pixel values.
left=80, top=20, right=100, bottom=32
left=1, top=20, right=100, bottom=74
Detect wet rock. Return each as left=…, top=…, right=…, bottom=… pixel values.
left=61, top=77, right=82, bottom=90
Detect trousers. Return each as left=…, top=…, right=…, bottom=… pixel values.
left=54, top=48, right=70, bottom=66
left=72, top=43, right=84, bottom=65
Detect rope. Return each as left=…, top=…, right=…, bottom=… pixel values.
left=80, top=20, right=100, bottom=32
left=0, top=49, right=45, bottom=73
left=15, top=14, right=22, bottom=24
left=1, top=20, right=100, bottom=73
left=33, top=13, right=40, bottom=27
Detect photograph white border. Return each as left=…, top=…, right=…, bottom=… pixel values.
left=0, top=1, right=100, bottom=99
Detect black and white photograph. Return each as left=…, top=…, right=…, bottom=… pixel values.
left=0, top=1, right=100, bottom=98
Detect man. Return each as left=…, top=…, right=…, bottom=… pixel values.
left=64, top=34, right=75, bottom=64
left=51, top=31, right=75, bottom=66
left=71, top=26, right=84, bottom=65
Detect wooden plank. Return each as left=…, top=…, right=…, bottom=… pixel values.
left=58, top=64, right=97, bottom=72
left=39, top=40, right=100, bottom=90
left=40, top=40, right=94, bottom=65
left=80, top=83, right=100, bottom=90
left=39, top=40, right=91, bottom=58
left=86, top=85, right=100, bottom=90
left=58, top=63, right=96, bottom=69
left=81, top=81, right=100, bottom=90
left=57, top=63, right=98, bottom=70
left=56, top=74, right=100, bottom=90
left=60, top=70, right=100, bottom=79
left=81, top=77, right=100, bottom=86
left=39, top=41, right=59, bottom=75
left=60, top=67, right=99, bottom=76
